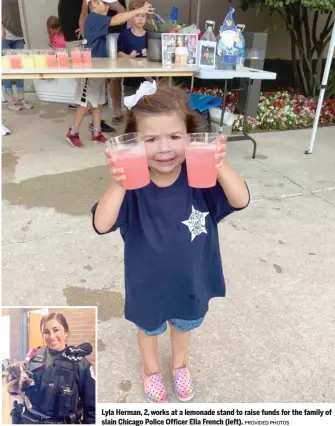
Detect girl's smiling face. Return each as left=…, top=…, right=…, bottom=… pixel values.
left=138, top=112, right=187, bottom=175
left=42, top=319, right=68, bottom=351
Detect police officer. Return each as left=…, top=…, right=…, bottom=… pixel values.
left=9, top=312, right=95, bottom=424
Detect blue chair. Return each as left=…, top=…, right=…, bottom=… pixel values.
left=188, top=93, right=222, bottom=131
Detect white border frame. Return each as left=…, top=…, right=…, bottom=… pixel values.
left=0, top=306, right=98, bottom=425
left=161, top=33, right=199, bottom=67
left=198, top=40, right=217, bottom=69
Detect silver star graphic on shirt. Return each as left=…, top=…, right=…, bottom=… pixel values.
left=182, top=205, right=209, bottom=242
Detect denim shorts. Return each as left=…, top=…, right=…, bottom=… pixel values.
left=137, top=317, right=205, bottom=336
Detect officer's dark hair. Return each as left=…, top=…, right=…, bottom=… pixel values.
left=40, top=312, right=69, bottom=333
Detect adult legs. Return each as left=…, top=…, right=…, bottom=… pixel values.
left=2, top=39, right=15, bottom=104
left=109, top=78, right=122, bottom=118
left=12, top=39, right=25, bottom=101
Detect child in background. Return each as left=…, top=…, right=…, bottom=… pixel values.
left=66, top=0, right=154, bottom=148
left=46, top=16, right=66, bottom=49
left=117, top=0, right=148, bottom=97
left=92, top=84, right=250, bottom=403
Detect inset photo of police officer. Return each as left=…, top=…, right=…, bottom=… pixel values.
left=1, top=307, right=97, bottom=425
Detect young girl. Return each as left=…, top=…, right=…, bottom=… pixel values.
left=92, top=84, right=250, bottom=403
left=46, top=16, right=66, bottom=49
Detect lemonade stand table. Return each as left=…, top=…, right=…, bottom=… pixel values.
left=1, top=57, right=196, bottom=79
left=194, top=67, right=277, bottom=159
left=1, top=57, right=196, bottom=108
left=2, top=57, right=276, bottom=159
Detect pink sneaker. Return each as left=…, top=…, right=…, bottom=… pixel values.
left=141, top=366, right=168, bottom=403
left=172, top=365, right=195, bottom=402
left=65, top=129, right=84, bottom=148
left=92, top=131, right=107, bottom=144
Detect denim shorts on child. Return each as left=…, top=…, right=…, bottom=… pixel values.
left=137, top=317, right=205, bottom=336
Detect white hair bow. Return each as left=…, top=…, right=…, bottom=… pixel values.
left=124, top=81, right=157, bottom=110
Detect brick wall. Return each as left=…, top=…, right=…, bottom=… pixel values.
left=53, top=308, right=96, bottom=370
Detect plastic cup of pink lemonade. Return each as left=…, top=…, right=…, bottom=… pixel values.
left=56, top=49, right=69, bottom=67
left=106, top=133, right=150, bottom=190
left=46, top=50, right=57, bottom=67
left=82, top=48, right=92, bottom=64
left=8, top=49, right=22, bottom=69
left=71, top=47, right=83, bottom=66
left=185, top=133, right=220, bottom=188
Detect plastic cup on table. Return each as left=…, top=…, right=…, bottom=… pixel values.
left=70, top=47, right=83, bottom=66
left=82, top=48, right=92, bottom=64
left=21, top=51, right=34, bottom=69
left=34, top=49, right=47, bottom=68
left=9, top=49, right=22, bottom=69
left=46, top=50, right=58, bottom=67
left=30, top=49, right=38, bottom=67
left=56, top=49, right=69, bottom=67
left=1, top=50, right=12, bottom=70
left=106, top=133, right=150, bottom=190
left=185, top=133, right=220, bottom=188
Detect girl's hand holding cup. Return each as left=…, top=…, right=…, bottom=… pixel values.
left=215, top=135, right=227, bottom=169
left=106, top=134, right=150, bottom=190
left=105, top=150, right=126, bottom=187
left=185, top=133, right=224, bottom=188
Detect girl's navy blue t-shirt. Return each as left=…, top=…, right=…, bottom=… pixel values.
left=117, top=28, right=148, bottom=88
left=92, top=163, right=248, bottom=331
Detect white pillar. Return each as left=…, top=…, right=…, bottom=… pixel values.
left=306, top=23, right=335, bottom=154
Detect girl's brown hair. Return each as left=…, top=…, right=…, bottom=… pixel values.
left=46, top=16, right=61, bottom=34
left=124, top=84, right=206, bottom=133
left=40, top=312, right=69, bottom=333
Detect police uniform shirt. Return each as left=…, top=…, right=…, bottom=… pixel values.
left=28, top=346, right=96, bottom=424
left=48, top=348, right=95, bottom=424
left=92, top=162, right=249, bottom=331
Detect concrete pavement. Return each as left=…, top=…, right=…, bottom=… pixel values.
left=2, top=99, right=335, bottom=403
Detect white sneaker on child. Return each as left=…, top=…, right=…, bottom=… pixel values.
left=1, top=123, right=11, bottom=136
